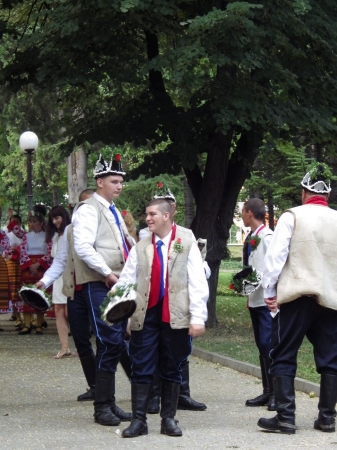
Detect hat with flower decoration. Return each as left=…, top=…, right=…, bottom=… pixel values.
left=93, top=153, right=126, bottom=179
left=153, top=182, right=176, bottom=203
left=301, top=162, right=332, bottom=194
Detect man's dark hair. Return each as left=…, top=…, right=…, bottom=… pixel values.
left=146, top=198, right=173, bottom=220
left=243, top=198, right=266, bottom=221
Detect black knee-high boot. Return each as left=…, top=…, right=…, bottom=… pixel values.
left=147, top=368, right=160, bottom=414
left=246, top=354, right=270, bottom=407
left=77, top=353, right=96, bottom=401
left=122, top=383, right=152, bottom=437
left=257, top=376, right=297, bottom=434
left=314, top=373, right=337, bottom=432
left=262, top=355, right=276, bottom=411
left=160, top=381, right=182, bottom=436
left=94, top=371, right=120, bottom=426
left=177, top=360, right=207, bottom=411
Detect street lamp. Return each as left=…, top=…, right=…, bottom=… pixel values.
left=19, top=131, right=38, bottom=211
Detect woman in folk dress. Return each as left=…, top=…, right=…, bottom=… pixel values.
left=18, top=205, right=52, bottom=335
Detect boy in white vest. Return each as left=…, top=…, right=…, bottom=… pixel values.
left=72, top=154, right=134, bottom=426
left=140, top=183, right=208, bottom=413
left=258, top=162, right=337, bottom=435
left=242, top=198, right=275, bottom=411
left=116, top=198, right=209, bottom=438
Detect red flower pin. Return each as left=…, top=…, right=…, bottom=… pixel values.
left=229, top=284, right=235, bottom=290
left=115, top=154, right=121, bottom=162
left=122, top=210, right=127, bottom=216
left=250, top=239, right=256, bottom=246
left=157, top=182, right=163, bottom=188
left=177, top=238, right=181, bottom=244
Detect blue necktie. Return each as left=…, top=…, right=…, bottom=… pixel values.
left=157, top=240, right=164, bottom=301
left=109, top=205, right=129, bottom=258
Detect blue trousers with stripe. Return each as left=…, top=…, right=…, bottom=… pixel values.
left=129, top=302, right=192, bottom=384
left=81, top=281, right=126, bottom=373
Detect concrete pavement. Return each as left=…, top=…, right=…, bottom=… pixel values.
left=0, top=313, right=335, bottom=449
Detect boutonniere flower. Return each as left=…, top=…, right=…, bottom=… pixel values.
left=248, top=235, right=261, bottom=251
left=173, top=238, right=183, bottom=253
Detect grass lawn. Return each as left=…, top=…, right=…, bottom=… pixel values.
left=196, top=271, right=320, bottom=384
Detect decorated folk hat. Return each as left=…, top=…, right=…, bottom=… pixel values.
left=301, top=162, right=332, bottom=194
left=19, top=286, right=51, bottom=312
left=101, top=283, right=137, bottom=325
left=93, top=153, right=126, bottom=179
left=153, top=182, right=176, bottom=203
left=231, top=266, right=262, bottom=296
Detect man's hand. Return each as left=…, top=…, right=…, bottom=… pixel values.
left=105, top=272, right=119, bottom=288
left=29, top=262, right=40, bottom=276
left=35, top=281, right=45, bottom=289
left=265, top=296, right=278, bottom=312
left=188, top=324, right=205, bottom=338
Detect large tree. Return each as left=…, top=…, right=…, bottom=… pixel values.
left=2, top=0, right=337, bottom=325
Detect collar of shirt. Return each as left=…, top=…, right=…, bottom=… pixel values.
left=252, top=223, right=264, bottom=236
left=93, top=192, right=113, bottom=209
left=154, top=230, right=172, bottom=248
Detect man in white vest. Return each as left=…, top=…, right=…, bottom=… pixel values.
left=241, top=198, right=275, bottom=411
left=72, top=154, right=134, bottom=426
left=258, top=163, right=337, bottom=435
left=116, top=198, right=209, bottom=438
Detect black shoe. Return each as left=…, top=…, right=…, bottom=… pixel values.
left=42, top=321, right=48, bottom=329
left=122, top=419, right=148, bottom=437
left=177, top=396, right=207, bottom=411
left=111, top=404, right=133, bottom=422
left=35, top=327, right=43, bottom=335
left=314, top=419, right=335, bottom=432
left=161, top=418, right=182, bottom=436
left=18, top=327, right=31, bottom=335
left=94, top=409, right=120, bottom=426
left=147, top=395, right=160, bottom=414
left=258, top=415, right=296, bottom=434
left=246, top=393, right=269, bottom=407
left=77, top=388, right=95, bottom=402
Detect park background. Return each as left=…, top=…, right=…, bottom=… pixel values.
left=0, top=0, right=336, bottom=385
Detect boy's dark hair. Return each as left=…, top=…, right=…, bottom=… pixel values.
left=243, top=198, right=266, bottom=221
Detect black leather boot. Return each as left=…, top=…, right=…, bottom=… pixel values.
left=246, top=355, right=270, bottom=407
left=77, top=353, right=96, bottom=401
left=262, top=355, right=276, bottom=411
left=94, top=371, right=121, bottom=426
left=177, top=360, right=206, bottom=411
left=111, top=371, right=132, bottom=422
left=314, top=373, right=337, bottom=432
left=147, top=369, right=160, bottom=414
left=160, top=381, right=182, bottom=436
left=119, top=345, right=132, bottom=380
left=257, top=376, right=297, bottom=434
left=122, top=383, right=152, bottom=437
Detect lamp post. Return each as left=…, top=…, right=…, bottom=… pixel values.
left=19, top=131, right=38, bottom=211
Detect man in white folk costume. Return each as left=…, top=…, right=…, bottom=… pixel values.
left=72, top=154, right=134, bottom=426
left=115, top=198, right=209, bottom=437
left=258, top=163, right=337, bottom=435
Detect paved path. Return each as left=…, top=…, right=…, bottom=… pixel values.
left=1, top=314, right=336, bottom=449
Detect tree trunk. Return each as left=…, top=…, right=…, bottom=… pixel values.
left=183, top=176, right=195, bottom=228
left=67, top=147, right=88, bottom=205
left=52, top=185, right=59, bottom=206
